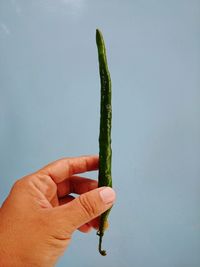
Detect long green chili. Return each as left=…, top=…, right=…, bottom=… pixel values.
left=96, top=29, right=112, bottom=256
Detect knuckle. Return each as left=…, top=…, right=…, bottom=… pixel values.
left=37, top=173, right=57, bottom=193
left=10, top=176, right=32, bottom=197
left=27, top=172, right=57, bottom=200
left=12, top=177, right=28, bottom=190
left=12, top=178, right=23, bottom=188
left=78, top=194, right=97, bottom=218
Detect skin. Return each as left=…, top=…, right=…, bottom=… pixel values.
left=96, top=29, right=112, bottom=256
left=0, top=155, right=116, bottom=267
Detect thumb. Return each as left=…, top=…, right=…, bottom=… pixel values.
left=53, top=187, right=116, bottom=235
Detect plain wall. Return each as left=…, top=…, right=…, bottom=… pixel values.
left=0, top=0, right=200, bottom=266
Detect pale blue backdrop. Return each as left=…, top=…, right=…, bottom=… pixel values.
left=0, top=0, right=200, bottom=266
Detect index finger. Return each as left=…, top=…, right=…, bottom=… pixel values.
left=38, top=155, right=99, bottom=184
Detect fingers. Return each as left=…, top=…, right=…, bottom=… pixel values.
left=88, top=217, right=109, bottom=230
left=57, top=177, right=98, bottom=234
left=58, top=197, right=109, bottom=232
left=58, top=195, right=75, bottom=206
left=57, top=176, right=98, bottom=197
left=52, top=187, right=116, bottom=235
left=39, top=155, right=99, bottom=184
left=78, top=224, right=92, bottom=233
left=58, top=194, right=94, bottom=233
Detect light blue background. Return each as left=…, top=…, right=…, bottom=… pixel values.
left=0, top=0, right=200, bottom=266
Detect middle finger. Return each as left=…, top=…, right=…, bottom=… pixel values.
left=57, top=176, right=98, bottom=197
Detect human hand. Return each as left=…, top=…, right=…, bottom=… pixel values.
left=0, top=155, right=116, bottom=267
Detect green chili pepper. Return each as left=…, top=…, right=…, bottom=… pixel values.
left=96, top=29, right=112, bottom=256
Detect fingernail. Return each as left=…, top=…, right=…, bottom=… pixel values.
left=100, top=187, right=116, bottom=204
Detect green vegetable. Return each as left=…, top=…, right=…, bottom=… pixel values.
left=96, top=29, right=112, bottom=256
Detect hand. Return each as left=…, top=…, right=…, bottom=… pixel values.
left=0, top=155, right=116, bottom=267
